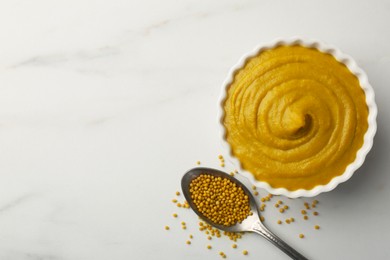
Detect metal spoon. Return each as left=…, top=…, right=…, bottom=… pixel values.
left=181, top=167, right=308, bottom=260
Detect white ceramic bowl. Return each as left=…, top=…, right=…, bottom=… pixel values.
left=218, top=37, right=377, bottom=198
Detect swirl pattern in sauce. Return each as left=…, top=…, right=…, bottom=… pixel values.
left=223, top=45, right=368, bottom=190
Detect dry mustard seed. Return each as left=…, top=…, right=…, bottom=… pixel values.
left=232, top=244, right=237, bottom=248
left=243, top=250, right=248, bottom=255
left=189, top=234, right=193, bottom=239
left=172, top=199, right=177, bottom=203
left=218, top=155, right=223, bottom=159
left=260, top=216, right=265, bottom=222
left=313, top=199, right=319, bottom=204
left=303, top=216, right=308, bottom=220
left=268, top=194, right=273, bottom=198
left=299, top=234, right=304, bottom=239
left=286, top=219, right=291, bottom=224
left=290, top=217, right=295, bottom=222
left=219, top=252, right=224, bottom=256
left=313, top=211, right=319, bottom=216
left=315, top=225, right=320, bottom=230
left=230, top=172, right=234, bottom=176
left=165, top=226, right=170, bottom=230
left=190, top=174, right=251, bottom=226
left=176, top=191, right=180, bottom=196
left=304, top=202, right=309, bottom=206
left=275, top=203, right=280, bottom=208
left=254, top=191, right=259, bottom=196
left=261, top=198, right=266, bottom=202
left=234, top=170, right=238, bottom=173
left=220, top=163, right=225, bottom=167
left=181, top=221, right=186, bottom=225
left=182, top=226, right=187, bottom=230
left=173, top=213, right=178, bottom=218
left=279, top=208, right=285, bottom=213
left=252, top=185, right=256, bottom=190
left=277, top=200, right=283, bottom=204
left=177, top=203, right=182, bottom=208
left=277, top=220, right=282, bottom=224
left=207, top=245, right=212, bottom=249
left=207, top=236, right=212, bottom=240
left=301, top=210, right=307, bottom=215
left=186, top=240, right=191, bottom=245
left=197, top=161, right=201, bottom=165
left=284, top=205, right=289, bottom=210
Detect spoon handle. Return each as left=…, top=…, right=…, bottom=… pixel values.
left=252, top=221, right=308, bottom=260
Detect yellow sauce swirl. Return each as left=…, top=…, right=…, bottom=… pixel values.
left=223, top=45, right=368, bottom=190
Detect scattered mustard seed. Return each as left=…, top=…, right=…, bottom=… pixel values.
left=313, top=211, right=319, bottom=216
left=189, top=234, right=193, bottom=239
left=260, top=216, right=265, bottom=222
left=299, top=234, right=304, bottom=239
left=277, top=220, right=282, bottom=224
left=286, top=219, right=291, bottom=224
left=301, top=210, right=307, bottom=215
left=207, top=245, right=212, bottom=249
left=197, top=161, right=201, bottom=165
left=252, top=185, right=256, bottom=190
left=230, top=172, right=234, bottom=176
left=303, top=216, right=308, bottom=220
left=165, top=226, right=170, bottom=230
left=186, top=240, right=191, bottom=245
left=279, top=208, right=285, bottom=213
left=232, top=244, right=237, bottom=248
left=207, top=236, right=212, bottom=240
left=290, top=217, right=295, bottom=222
left=173, top=213, right=178, bottom=218
left=254, top=191, right=259, bottom=196
left=314, top=225, right=320, bottom=230
left=220, top=163, right=225, bottom=167
left=277, top=200, right=283, bottom=204
left=218, top=155, right=223, bottom=159
left=176, top=191, right=180, bottom=196
left=275, top=204, right=280, bottom=208
left=284, top=205, right=289, bottom=210
left=243, top=250, right=248, bottom=255
left=172, top=199, right=177, bottom=203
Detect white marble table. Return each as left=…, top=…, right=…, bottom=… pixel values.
left=0, top=0, right=389, bottom=259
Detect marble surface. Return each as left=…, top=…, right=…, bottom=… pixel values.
left=0, top=0, right=389, bottom=259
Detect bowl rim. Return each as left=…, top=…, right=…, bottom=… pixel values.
left=218, top=37, right=378, bottom=198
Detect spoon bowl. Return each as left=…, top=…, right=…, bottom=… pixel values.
left=181, top=167, right=308, bottom=260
